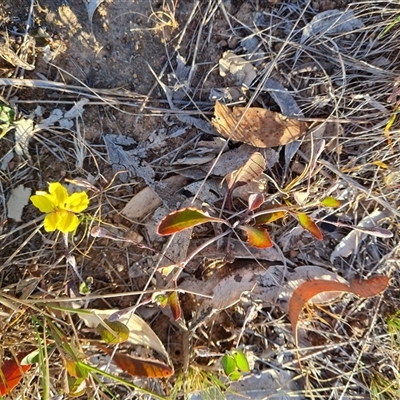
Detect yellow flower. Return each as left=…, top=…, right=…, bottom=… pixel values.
left=30, top=182, right=89, bottom=233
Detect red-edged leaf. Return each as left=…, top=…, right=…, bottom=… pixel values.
left=297, top=213, right=323, bottom=240
left=96, top=344, right=173, bottom=378
left=289, top=276, right=389, bottom=347
left=225, top=152, right=266, bottom=191
left=240, top=225, right=272, bottom=248
left=168, top=291, right=182, bottom=321
left=321, top=196, right=341, bottom=208
left=157, top=207, right=225, bottom=235
left=254, top=210, right=286, bottom=225
left=0, top=353, right=32, bottom=395
left=248, top=193, right=265, bottom=211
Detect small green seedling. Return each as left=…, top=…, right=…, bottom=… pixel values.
left=221, top=349, right=250, bottom=381
left=0, top=101, right=15, bottom=138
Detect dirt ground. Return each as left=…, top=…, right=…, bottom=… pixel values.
left=1, top=0, right=400, bottom=399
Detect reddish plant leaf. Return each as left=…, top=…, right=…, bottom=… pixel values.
left=0, top=353, right=32, bottom=395
left=248, top=193, right=265, bottom=211
left=289, top=276, right=390, bottom=347
left=225, top=152, right=266, bottom=192
left=96, top=344, right=173, bottom=378
left=320, top=196, right=341, bottom=208
left=349, top=276, right=390, bottom=297
left=297, top=213, right=323, bottom=240
left=240, top=225, right=273, bottom=248
left=254, top=210, right=286, bottom=225
left=168, top=291, right=182, bottom=321
left=157, top=207, right=225, bottom=235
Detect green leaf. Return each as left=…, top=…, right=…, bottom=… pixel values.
left=321, top=196, right=341, bottom=208
left=157, top=207, right=225, bottom=235
left=0, top=102, right=15, bottom=139
left=254, top=210, right=286, bottom=225
left=229, top=370, right=242, bottom=381
left=67, top=375, right=87, bottom=397
left=221, top=355, right=236, bottom=376
left=79, top=277, right=93, bottom=295
left=167, top=291, right=182, bottom=321
left=297, top=213, right=323, bottom=240
left=21, top=346, right=55, bottom=365
left=240, top=225, right=272, bottom=248
left=97, top=320, right=129, bottom=344
left=153, top=293, right=169, bottom=307
left=232, top=350, right=250, bottom=373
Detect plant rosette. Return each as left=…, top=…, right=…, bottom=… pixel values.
left=30, top=182, right=89, bottom=233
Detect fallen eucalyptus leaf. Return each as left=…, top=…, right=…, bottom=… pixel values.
left=212, top=101, right=307, bottom=148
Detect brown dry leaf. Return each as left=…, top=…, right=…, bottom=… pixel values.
left=95, top=344, right=173, bottom=378
left=212, top=101, right=307, bottom=148
left=289, top=276, right=390, bottom=347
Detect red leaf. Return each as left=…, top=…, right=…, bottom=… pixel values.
left=96, top=345, right=173, bottom=378
left=0, top=353, right=32, bottom=395
left=167, top=291, right=182, bottom=321
left=157, top=207, right=225, bottom=235
left=349, top=276, right=390, bottom=297
left=240, top=225, right=273, bottom=248
left=289, top=276, right=389, bottom=347
left=297, top=213, right=323, bottom=240
left=248, top=193, right=265, bottom=211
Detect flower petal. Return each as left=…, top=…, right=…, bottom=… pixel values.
left=56, top=210, right=80, bottom=233
left=31, top=195, right=56, bottom=213
left=43, top=212, right=59, bottom=232
left=65, top=191, right=89, bottom=213
left=48, top=182, right=68, bottom=206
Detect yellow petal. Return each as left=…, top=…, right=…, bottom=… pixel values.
left=65, top=191, right=89, bottom=213
left=56, top=210, right=80, bottom=233
left=31, top=194, right=56, bottom=213
left=43, top=212, right=59, bottom=232
left=48, top=182, right=68, bottom=206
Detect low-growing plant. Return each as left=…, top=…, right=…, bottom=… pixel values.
left=0, top=101, right=15, bottom=138
left=221, top=349, right=250, bottom=381
left=155, top=150, right=392, bottom=320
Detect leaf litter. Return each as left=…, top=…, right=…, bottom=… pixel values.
left=1, top=0, right=400, bottom=399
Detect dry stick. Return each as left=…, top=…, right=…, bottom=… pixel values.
left=0, top=77, right=147, bottom=110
